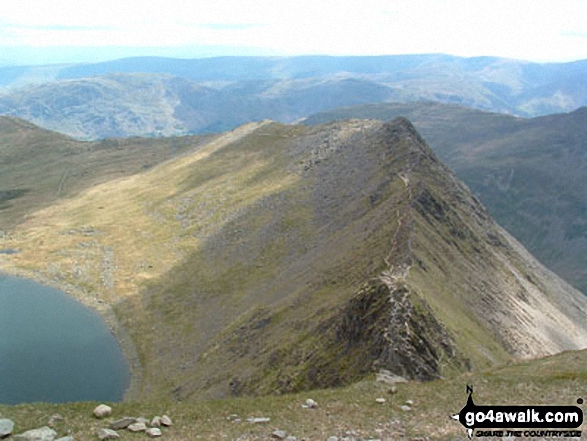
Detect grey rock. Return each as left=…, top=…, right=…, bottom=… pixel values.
left=150, top=416, right=162, bottom=427
left=302, top=398, right=318, bottom=409
left=160, top=415, right=173, bottom=427
left=12, top=426, right=57, bottom=441
left=146, top=428, right=162, bottom=438
left=47, top=414, right=64, bottom=426
left=271, top=430, right=288, bottom=439
left=246, top=417, right=270, bottom=424
left=97, top=428, right=119, bottom=440
left=375, top=398, right=386, bottom=404
left=405, top=399, right=414, bottom=405
left=127, top=422, right=147, bottom=432
left=93, top=404, right=112, bottom=419
left=400, top=405, right=411, bottom=411
left=136, top=417, right=150, bottom=425
left=55, top=437, right=74, bottom=441
left=376, top=370, right=407, bottom=384
left=0, top=419, right=14, bottom=438
left=109, top=418, right=136, bottom=430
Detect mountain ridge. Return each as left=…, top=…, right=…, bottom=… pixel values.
left=1, top=118, right=585, bottom=401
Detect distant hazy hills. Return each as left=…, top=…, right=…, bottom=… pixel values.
left=305, top=103, right=587, bottom=295
left=1, top=118, right=586, bottom=400
left=1, top=54, right=586, bottom=139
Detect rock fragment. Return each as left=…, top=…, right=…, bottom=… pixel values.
left=93, top=405, right=112, bottom=419
left=0, top=419, right=14, bottom=438
left=13, top=426, right=57, bottom=441
left=109, top=418, right=136, bottom=430
left=127, top=422, right=147, bottom=432
left=271, top=430, right=288, bottom=439
left=246, top=417, right=271, bottom=424
left=97, top=428, right=119, bottom=440
left=146, top=428, right=162, bottom=438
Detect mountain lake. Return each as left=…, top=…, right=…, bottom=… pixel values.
left=0, top=274, right=130, bottom=404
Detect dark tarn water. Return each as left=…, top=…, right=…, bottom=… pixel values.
left=0, top=274, right=130, bottom=404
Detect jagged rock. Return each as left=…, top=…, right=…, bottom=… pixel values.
left=93, top=405, right=112, bottom=419
left=246, top=417, right=270, bottom=424
left=127, top=422, right=147, bottom=432
left=160, top=415, right=173, bottom=427
left=302, top=398, right=318, bottom=409
left=271, top=430, right=288, bottom=439
left=146, top=428, right=162, bottom=438
left=375, top=398, right=386, bottom=404
left=12, top=426, right=57, bottom=441
left=0, top=419, right=14, bottom=438
left=97, top=428, right=119, bottom=440
left=109, top=418, right=136, bottom=430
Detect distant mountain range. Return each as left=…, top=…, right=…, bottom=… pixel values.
left=305, top=102, right=587, bottom=295
left=2, top=117, right=586, bottom=400
left=0, top=54, right=586, bottom=140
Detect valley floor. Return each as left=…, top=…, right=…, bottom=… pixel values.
left=1, top=350, right=585, bottom=441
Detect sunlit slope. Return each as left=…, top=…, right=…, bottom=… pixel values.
left=2, top=119, right=586, bottom=401
left=0, top=116, right=216, bottom=229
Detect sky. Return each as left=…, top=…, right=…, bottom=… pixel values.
left=1, top=0, right=587, bottom=65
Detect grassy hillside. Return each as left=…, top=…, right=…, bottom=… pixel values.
left=1, top=118, right=585, bottom=405
left=304, top=103, right=587, bottom=295
left=0, top=116, right=216, bottom=229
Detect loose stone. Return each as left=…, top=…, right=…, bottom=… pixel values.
left=271, top=430, right=288, bottom=439
left=0, top=419, right=14, bottom=438
left=13, top=426, right=57, bottom=441
left=246, top=417, right=271, bottom=424
left=109, top=418, right=136, bottom=430
left=93, top=405, right=112, bottom=419
left=146, top=428, right=162, bottom=438
left=97, top=428, right=119, bottom=440
left=127, top=422, right=147, bottom=432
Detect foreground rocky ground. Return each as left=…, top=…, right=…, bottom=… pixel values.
left=0, top=350, right=585, bottom=441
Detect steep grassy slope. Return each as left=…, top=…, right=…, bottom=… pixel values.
left=2, top=118, right=585, bottom=403
left=0, top=116, right=216, bottom=229
left=305, top=103, right=587, bottom=295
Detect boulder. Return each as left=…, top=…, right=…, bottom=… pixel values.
left=127, top=422, right=147, bottom=432
left=97, top=428, right=119, bottom=440
left=0, top=419, right=14, bottom=438
left=93, top=405, right=112, bottom=419
left=109, top=418, right=136, bottom=430
left=146, top=428, right=162, bottom=438
left=271, top=430, right=288, bottom=439
left=12, top=426, right=57, bottom=441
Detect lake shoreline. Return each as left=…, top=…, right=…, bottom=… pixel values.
left=0, top=266, right=142, bottom=402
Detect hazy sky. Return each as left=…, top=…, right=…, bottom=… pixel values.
left=1, top=0, right=587, bottom=65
